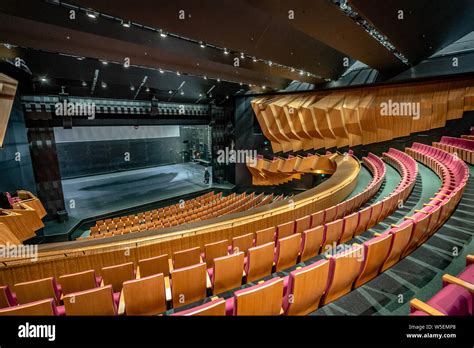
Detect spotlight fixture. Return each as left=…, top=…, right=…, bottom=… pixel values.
left=239, top=82, right=243, bottom=86
left=199, top=93, right=203, bottom=97
left=168, top=90, right=173, bottom=94
left=101, top=60, right=108, bottom=65
left=225, top=95, right=229, bottom=99
left=145, top=87, right=150, bottom=92
left=291, top=68, right=295, bottom=72
left=299, top=70, right=304, bottom=75
left=180, top=91, right=184, bottom=95
left=130, top=86, right=135, bottom=91
left=81, top=81, right=87, bottom=87
left=40, top=77, right=47, bottom=83
left=217, top=78, right=221, bottom=82
left=101, top=81, right=107, bottom=88
left=268, top=61, right=273, bottom=66
left=262, top=86, right=266, bottom=89
left=159, top=30, right=167, bottom=38
left=252, top=57, right=257, bottom=63
left=203, top=75, right=207, bottom=80
left=86, top=11, right=97, bottom=19
left=122, top=20, right=131, bottom=28
left=76, top=57, right=85, bottom=61
left=176, top=71, right=180, bottom=76
left=223, top=48, right=229, bottom=55
left=199, top=42, right=206, bottom=48
left=159, top=69, right=164, bottom=74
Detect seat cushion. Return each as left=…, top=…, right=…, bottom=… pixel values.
left=225, top=297, right=235, bottom=316
left=428, top=284, right=472, bottom=316
left=457, top=264, right=474, bottom=284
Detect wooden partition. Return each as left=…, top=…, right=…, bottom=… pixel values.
left=0, top=154, right=360, bottom=286
left=251, top=78, right=474, bottom=153
left=0, top=73, right=18, bottom=147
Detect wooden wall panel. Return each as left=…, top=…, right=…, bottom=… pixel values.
left=251, top=78, right=474, bottom=153
left=0, top=73, right=18, bottom=147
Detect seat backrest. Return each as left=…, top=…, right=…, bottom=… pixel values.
left=367, top=201, right=383, bottom=229
left=101, top=262, right=135, bottom=293
left=310, top=210, right=325, bottom=228
left=295, top=215, right=311, bottom=234
left=322, top=245, right=364, bottom=305
left=324, top=205, right=337, bottom=223
left=173, top=246, right=202, bottom=269
left=255, top=227, right=275, bottom=246
left=300, top=225, right=324, bottom=262
left=59, top=269, right=99, bottom=295
left=354, top=206, right=372, bottom=236
left=322, top=219, right=344, bottom=253
left=275, top=233, right=301, bottom=272
left=13, top=277, right=61, bottom=305
left=63, top=285, right=117, bottom=316
left=246, top=242, right=275, bottom=283
left=212, top=252, right=245, bottom=295
left=0, top=285, right=16, bottom=308
left=123, top=274, right=167, bottom=315
left=204, top=240, right=229, bottom=268
left=232, top=233, right=254, bottom=254
left=138, top=254, right=170, bottom=278
left=233, top=277, right=284, bottom=315
left=340, top=212, right=359, bottom=244
left=354, top=234, right=393, bottom=288
left=276, top=221, right=295, bottom=240
left=381, top=223, right=413, bottom=272
left=171, top=298, right=226, bottom=316
left=402, top=213, right=431, bottom=257
left=0, top=298, right=57, bottom=316
left=285, top=259, right=330, bottom=315
left=170, top=263, right=207, bottom=308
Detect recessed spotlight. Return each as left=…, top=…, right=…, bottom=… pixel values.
left=180, top=91, right=184, bottom=95
left=268, top=61, right=273, bottom=66
left=145, top=87, right=150, bottom=92
left=262, top=86, right=266, bottom=89
left=176, top=71, right=180, bottom=76
left=291, top=68, right=295, bottom=72
left=203, top=75, right=207, bottom=80
left=307, top=72, right=310, bottom=76
left=81, top=81, right=87, bottom=87
left=199, top=93, right=203, bottom=97
left=225, top=95, right=229, bottom=99
left=101, top=60, right=108, bottom=65
left=223, top=48, right=229, bottom=55
left=159, top=69, right=164, bottom=74
left=159, top=30, right=167, bottom=38
left=101, top=81, right=107, bottom=88
left=299, top=70, right=304, bottom=75
left=249, top=84, right=253, bottom=87
left=252, top=57, right=257, bottom=63
left=217, top=78, right=221, bottom=82
left=240, top=82, right=243, bottom=86
left=122, top=20, right=131, bottom=28
left=199, top=42, right=206, bottom=48
left=40, top=77, right=47, bottom=83
left=168, top=90, right=173, bottom=94
left=77, top=57, right=85, bottom=61
left=130, top=86, right=135, bottom=91
left=86, top=11, right=97, bottom=19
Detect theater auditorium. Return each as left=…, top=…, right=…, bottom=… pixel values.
left=0, top=0, right=473, bottom=328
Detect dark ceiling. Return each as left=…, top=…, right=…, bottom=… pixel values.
left=0, top=0, right=472, bottom=104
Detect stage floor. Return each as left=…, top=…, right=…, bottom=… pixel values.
left=43, top=162, right=231, bottom=238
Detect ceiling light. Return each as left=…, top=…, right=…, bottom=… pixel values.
left=86, top=11, right=97, bottom=19
left=159, top=30, right=167, bottom=38
left=307, top=72, right=311, bottom=76
left=130, top=86, right=135, bottom=91
left=176, top=71, right=180, bottom=76
left=203, top=75, right=207, bottom=80
left=239, top=82, right=243, bottom=86
left=291, top=68, right=295, bottom=72
left=122, top=20, right=131, bottom=28
left=262, top=86, right=266, bottom=89
left=146, top=87, right=150, bottom=92
left=101, top=60, right=108, bottom=65
left=81, top=81, right=87, bottom=87
left=224, top=48, right=229, bottom=55
left=268, top=61, right=273, bottom=66
left=200, top=42, right=206, bottom=48
left=217, top=78, right=221, bottom=82
left=299, top=70, right=304, bottom=75
left=159, top=69, right=164, bottom=74
left=180, top=91, right=184, bottom=95
left=226, top=95, right=229, bottom=99
left=199, top=93, right=203, bottom=97
left=252, top=57, right=257, bottom=63
left=77, top=57, right=85, bottom=61
left=101, top=81, right=107, bottom=88
left=40, top=77, right=47, bottom=83
left=168, top=90, right=173, bottom=94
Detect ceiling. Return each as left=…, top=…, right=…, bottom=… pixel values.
left=0, top=0, right=472, bottom=104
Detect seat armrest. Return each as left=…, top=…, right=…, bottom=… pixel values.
left=442, top=274, right=474, bottom=292
left=410, top=299, right=445, bottom=316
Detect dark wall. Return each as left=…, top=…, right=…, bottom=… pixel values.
left=0, top=97, right=36, bottom=200
left=56, top=126, right=209, bottom=179
left=234, top=94, right=474, bottom=186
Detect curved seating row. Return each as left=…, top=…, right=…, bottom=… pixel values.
left=432, top=136, right=474, bottom=164
left=410, top=255, right=473, bottom=316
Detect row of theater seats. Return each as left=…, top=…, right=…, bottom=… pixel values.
left=433, top=136, right=474, bottom=164
left=410, top=255, right=473, bottom=316
left=0, top=151, right=391, bottom=315
left=85, top=191, right=277, bottom=239
left=173, top=144, right=468, bottom=315
left=461, top=134, right=474, bottom=140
